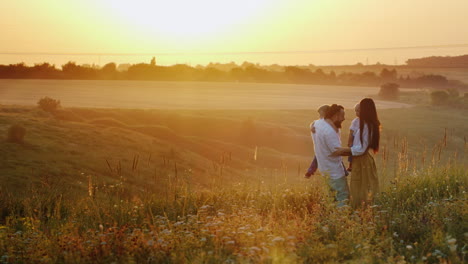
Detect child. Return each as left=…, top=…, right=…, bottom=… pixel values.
left=347, top=103, right=360, bottom=171
left=304, top=105, right=329, bottom=178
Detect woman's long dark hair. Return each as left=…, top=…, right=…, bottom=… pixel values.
left=359, top=98, right=380, bottom=153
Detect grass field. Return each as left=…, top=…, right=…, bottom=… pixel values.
left=0, top=86, right=467, bottom=262
left=0, top=79, right=411, bottom=109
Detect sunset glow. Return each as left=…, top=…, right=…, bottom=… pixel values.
left=102, top=0, right=271, bottom=39
left=1, top=0, right=468, bottom=65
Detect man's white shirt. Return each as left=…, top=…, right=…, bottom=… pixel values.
left=311, top=119, right=346, bottom=179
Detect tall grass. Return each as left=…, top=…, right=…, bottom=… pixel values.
left=0, top=156, right=466, bottom=263
left=0, top=107, right=466, bottom=263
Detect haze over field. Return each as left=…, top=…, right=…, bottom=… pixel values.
left=2, top=0, right=468, bottom=66
left=0, top=80, right=411, bottom=109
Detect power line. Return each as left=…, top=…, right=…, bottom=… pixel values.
left=1, top=44, right=468, bottom=57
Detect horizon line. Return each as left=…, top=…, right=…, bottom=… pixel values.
left=1, top=44, right=468, bottom=57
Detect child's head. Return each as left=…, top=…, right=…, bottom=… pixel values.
left=317, top=104, right=330, bottom=118
left=354, top=103, right=360, bottom=117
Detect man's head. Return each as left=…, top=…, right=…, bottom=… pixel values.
left=317, top=104, right=330, bottom=118
left=325, top=104, right=345, bottom=128
left=354, top=103, right=360, bottom=117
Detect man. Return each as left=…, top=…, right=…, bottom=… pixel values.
left=311, top=104, right=349, bottom=207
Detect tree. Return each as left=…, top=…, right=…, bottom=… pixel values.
left=379, top=83, right=400, bottom=100
left=38, top=97, right=61, bottom=112
left=150, top=57, right=156, bottom=66
left=430, top=90, right=449, bottom=105
left=380, top=68, right=397, bottom=80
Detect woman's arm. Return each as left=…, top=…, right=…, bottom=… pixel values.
left=350, top=124, right=370, bottom=156
left=347, top=130, right=354, bottom=147
left=330, top=147, right=352, bottom=157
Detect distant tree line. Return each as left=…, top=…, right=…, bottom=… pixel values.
left=0, top=59, right=467, bottom=90
left=406, top=54, right=468, bottom=68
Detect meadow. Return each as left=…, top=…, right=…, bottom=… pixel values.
left=0, top=79, right=411, bottom=109
left=0, top=82, right=466, bottom=263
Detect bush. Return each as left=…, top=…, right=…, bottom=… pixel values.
left=378, top=83, right=400, bottom=99
left=7, top=124, right=26, bottom=143
left=38, top=97, right=61, bottom=112
left=430, top=90, right=449, bottom=105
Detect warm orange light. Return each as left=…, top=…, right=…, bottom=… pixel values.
left=103, top=0, right=270, bottom=40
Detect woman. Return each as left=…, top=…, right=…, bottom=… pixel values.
left=332, top=98, right=380, bottom=209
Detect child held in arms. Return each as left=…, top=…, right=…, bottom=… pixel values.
left=304, top=105, right=329, bottom=178
left=347, top=103, right=360, bottom=171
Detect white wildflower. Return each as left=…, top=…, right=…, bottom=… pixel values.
left=160, top=229, right=171, bottom=235
left=447, top=238, right=456, bottom=245
left=272, top=236, right=285, bottom=243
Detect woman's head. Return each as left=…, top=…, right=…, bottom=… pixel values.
left=359, top=98, right=380, bottom=152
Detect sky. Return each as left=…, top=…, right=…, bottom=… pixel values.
left=1, top=0, right=468, bottom=67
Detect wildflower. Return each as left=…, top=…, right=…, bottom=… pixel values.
left=393, top=232, right=399, bottom=237
left=447, top=238, right=456, bottom=245
left=250, top=246, right=261, bottom=252
left=447, top=237, right=457, bottom=252
left=272, top=236, right=285, bottom=243
left=406, top=245, right=413, bottom=250
left=174, top=221, right=185, bottom=227
left=160, top=229, right=171, bottom=235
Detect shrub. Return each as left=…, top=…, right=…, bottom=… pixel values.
left=38, top=97, right=61, bottom=112
left=378, top=83, right=400, bottom=99
left=430, top=90, right=449, bottom=105
left=7, top=124, right=26, bottom=143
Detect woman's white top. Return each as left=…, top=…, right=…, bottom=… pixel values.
left=351, top=123, right=370, bottom=156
